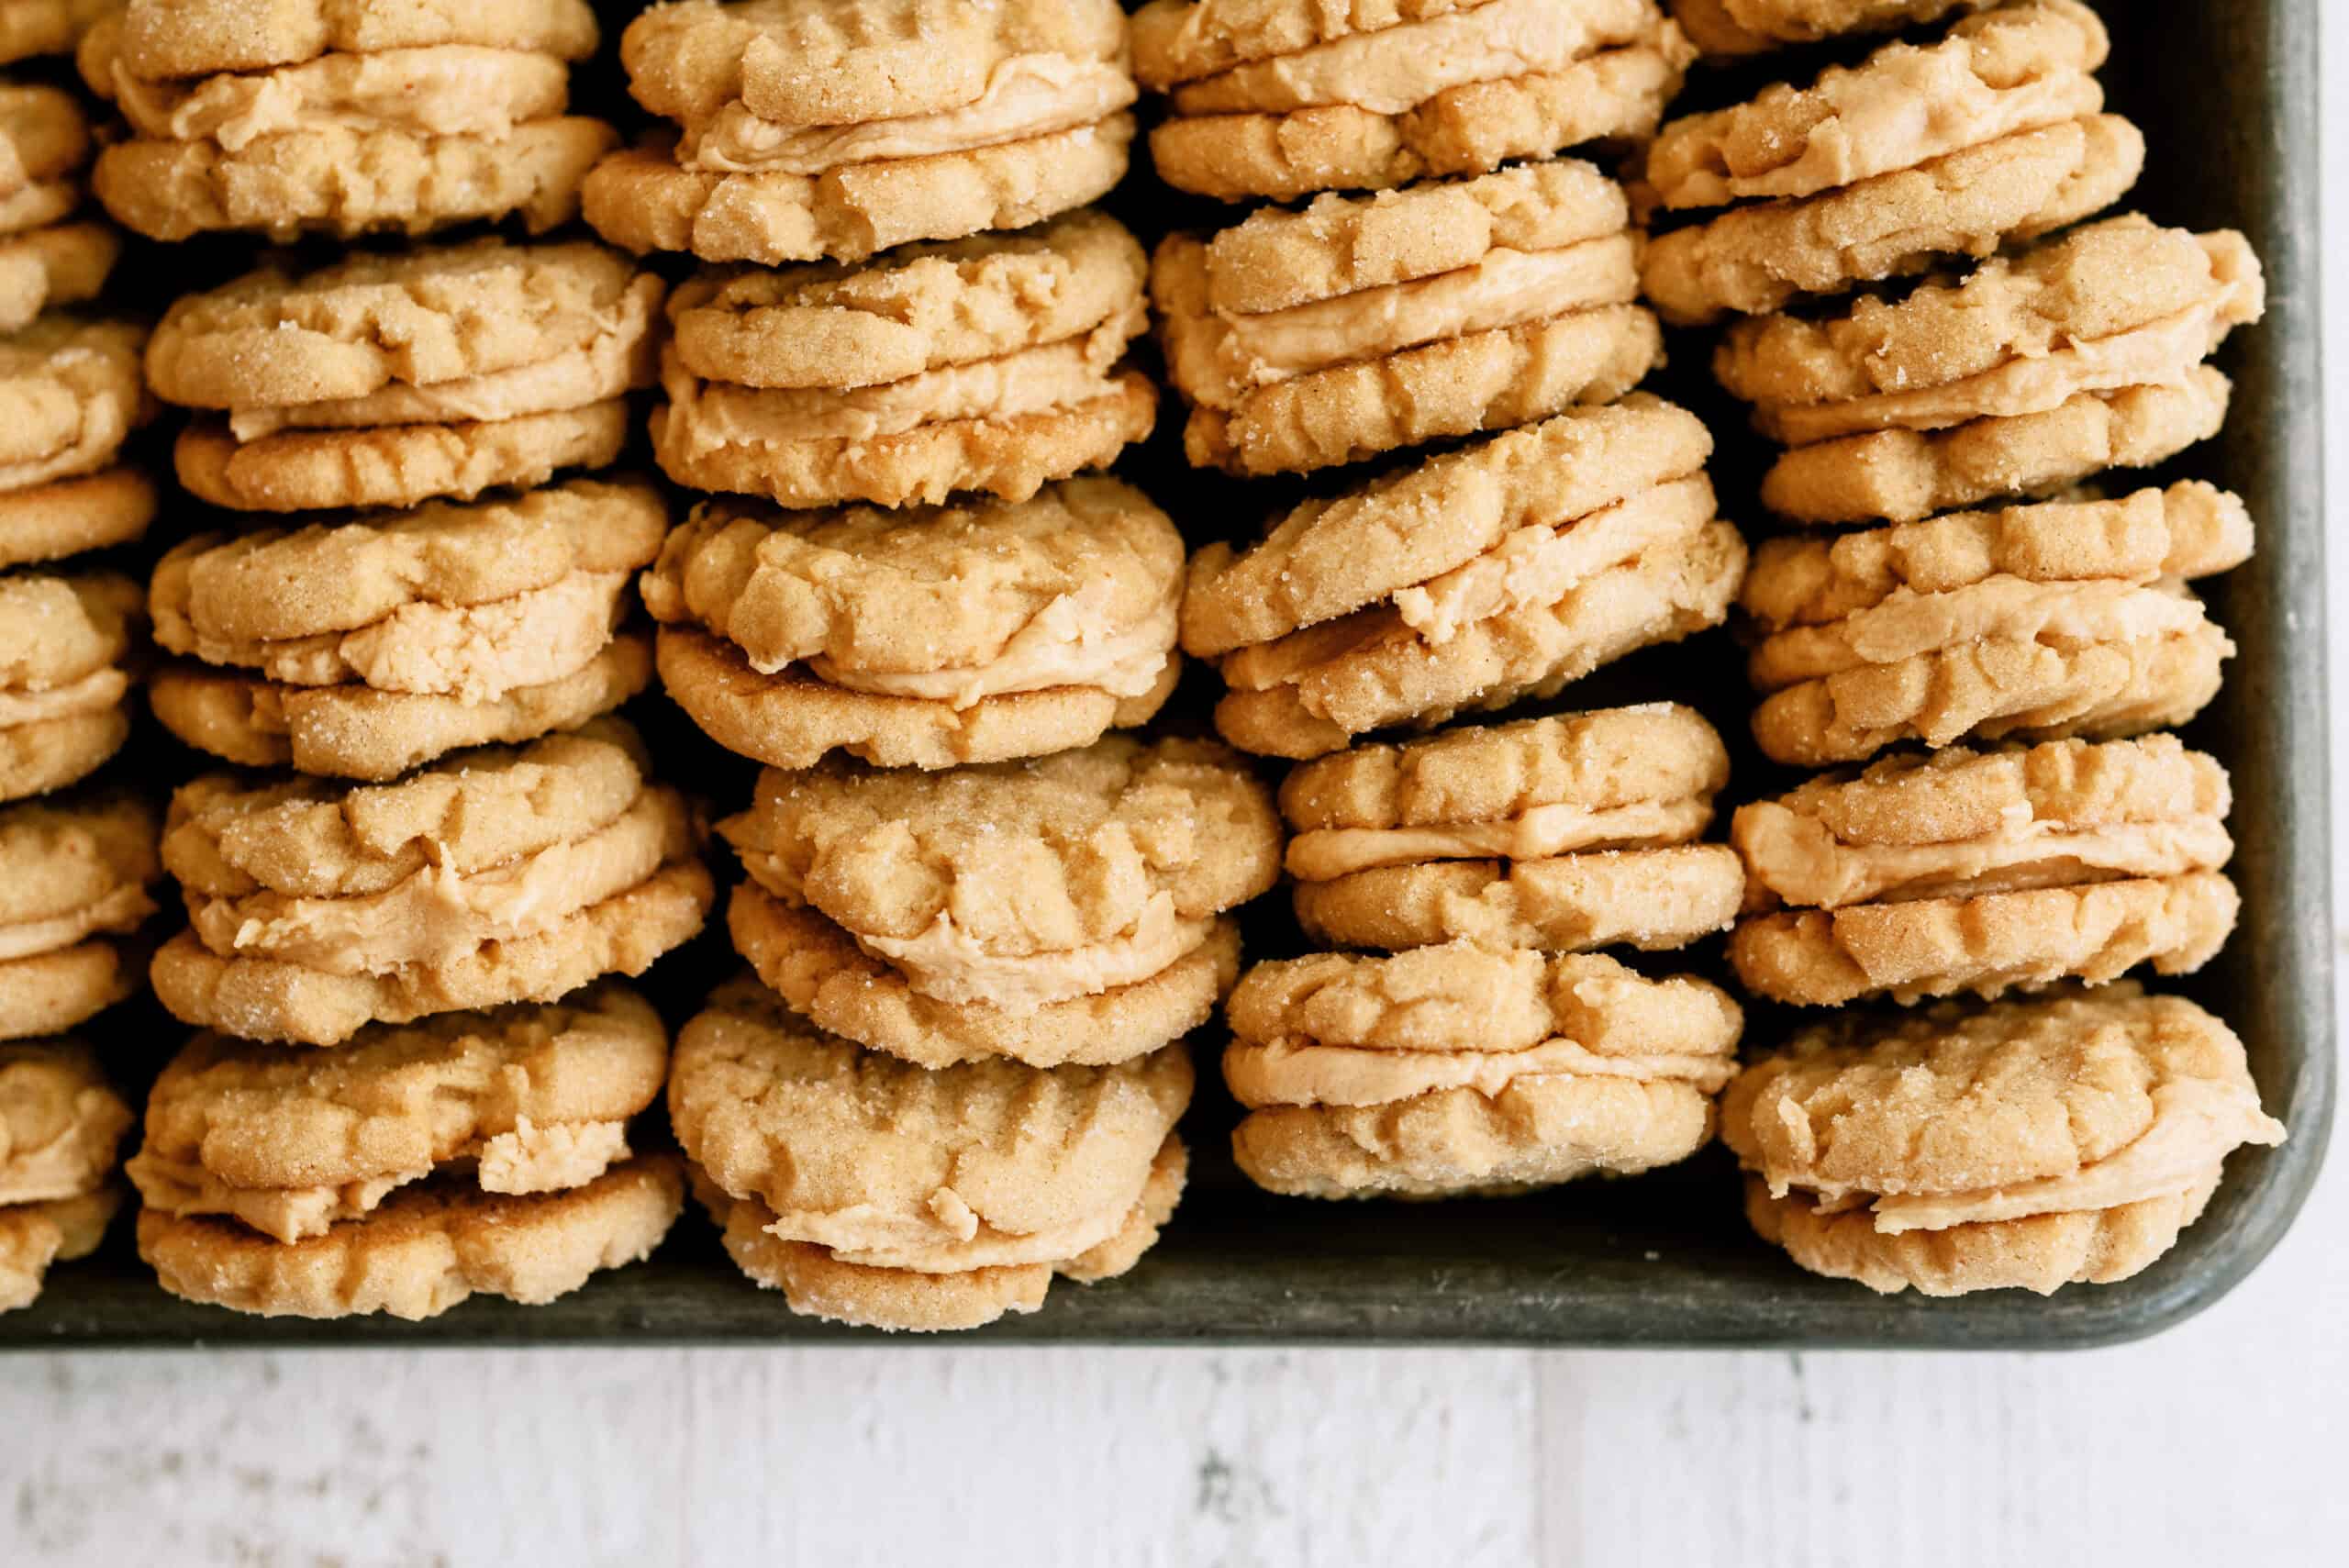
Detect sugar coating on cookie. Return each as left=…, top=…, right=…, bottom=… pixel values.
left=105, top=0, right=601, bottom=78
left=129, top=984, right=668, bottom=1243
left=1141, top=0, right=1693, bottom=200
left=139, top=1155, right=684, bottom=1320
left=0, top=1039, right=131, bottom=1207
left=1723, top=986, right=2285, bottom=1295
left=1717, top=218, right=2265, bottom=445
left=150, top=478, right=666, bottom=705
left=671, top=976, right=1191, bottom=1273
left=1224, top=942, right=1738, bottom=1197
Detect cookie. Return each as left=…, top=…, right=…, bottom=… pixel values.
left=1210, top=519, right=1745, bottom=760
left=672, top=975, right=1190, bottom=1273
left=0, top=223, right=118, bottom=334
left=1224, top=942, right=1740, bottom=1197
left=1641, top=116, right=2143, bottom=326
left=653, top=293, right=1152, bottom=508
left=1743, top=484, right=2248, bottom=765
left=1280, top=704, right=1742, bottom=951
left=0, top=0, right=112, bottom=66
left=148, top=633, right=651, bottom=782
left=105, top=0, right=600, bottom=78
left=174, top=399, right=631, bottom=513
left=1718, top=219, right=2264, bottom=445
left=1154, top=187, right=1660, bottom=475
left=695, top=1135, right=1184, bottom=1332
left=1141, top=0, right=1693, bottom=201
left=1764, top=370, right=2234, bottom=527
left=150, top=478, right=666, bottom=705
left=0, top=792, right=158, bottom=1040
left=0, top=317, right=150, bottom=496
left=665, top=211, right=1147, bottom=393
left=1723, top=985, right=2286, bottom=1295
left=1669, top=0, right=1989, bottom=54
left=92, top=118, right=616, bottom=242
left=128, top=984, right=667, bottom=1243
left=0, top=1184, right=118, bottom=1312
left=0, top=571, right=140, bottom=803
left=0, top=470, right=154, bottom=571
left=139, top=1155, right=684, bottom=1320
left=0, top=83, right=87, bottom=196
left=0, top=1038, right=130, bottom=1207
left=148, top=239, right=662, bottom=423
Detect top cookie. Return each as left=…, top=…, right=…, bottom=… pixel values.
left=0, top=1039, right=131, bottom=1206
left=1646, top=0, right=2107, bottom=210
left=719, top=735, right=1279, bottom=956
left=665, top=212, right=1145, bottom=393
left=1670, top=0, right=1990, bottom=54
left=148, top=239, right=662, bottom=416
left=671, top=976, right=1192, bottom=1270
left=1721, top=985, right=2283, bottom=1211
left=624, top=0, right=1129, bottom=129
left=0, top=0, right=114, bottom=65
left=1133, top=0, right=1480, bottom=87
left=1181, top=396, right=1712, bottom=658
left=0, top=789, right=159, bottom=938
left=110, top=0, right=600, bottom=78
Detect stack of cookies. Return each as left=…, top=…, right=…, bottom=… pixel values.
left=1642, top=0, right=2288, bottom=1293
left=1, top=1039, right=130, bottom=1312
left=3, top=76, right=115, bottom=329
left=1228, top=706, right=1744, bottom=1198
left=77, top=0, right=613, bottom=239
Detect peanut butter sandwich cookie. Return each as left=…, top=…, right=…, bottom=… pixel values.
left=150, top=478, right=666, bottom=756
left=1184, top=398, right=1744, bottom=760
left=719, top=735, right=1278, bottom=1069
left=0, top=570, right=142, bottom=803
left=1, top=1038, right=129, bottom=1310
left=0, top=0, right=111, bottom=66
left=139, top=1155, right=684, bottom=1319
left=646, top=479, right=1185, bottom=769
left=1285, top=705, right=1743, bottom=952
left=1732, top=736, right=2237, bottom=1006
left=150, top=720, right=714, bottom=1047
left=155, top=240, right=661, bottom=513
left=1725, top=985, right=2286, bottom=1296
left=1139, top=0, right=1694, bottom=202
left=1226, top=943, right=1741, bottom=1198
left=1742, top=483, right=2249, bottom=767
left=0, top=82, right=89, bottom=239
left=0, top=791, right=158, bottom=1040
left=1154, top=161, right=1660, bottom=475
left=656, top=213, right=1154, bottom=507
left=0, top=222, right=120, bottom=333
left=674, top=977, right=1189, bottom=1331
left=0, top=316, right=150, bottom=498
left=1669, top=0, right=1989, bottom=55
left=129, top=984, right=668, bottom=1244
left=587, top=0, right=1135, bottom=265
left=1641, top=3, right=2130, bottom=324
left=79, top=0, right=611, bottom=240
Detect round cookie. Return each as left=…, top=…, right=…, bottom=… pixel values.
left=128, top=984, right=668, bottom=1243
left=1211, top=517, right=1746, bottom=761
left=0, top=0, right=113, bottom=66
left=0, top=937, right=142, bottom=1041
left=694, top=1136, right=1185, bottom=1332
left=146, top=239, right=663, bottom=418
left=0, top=469, right=155, bottom=569
left=0, top=317, right=150, bottom=495
left=138, top=1155, right=684, bottom=1320
left=150, top=478, right=666, bottom=704
left=0, top=223, right=120, bottom=334
left=147, top=632, right=652, bottom=781
left=0, top=791, right=159, bottom=1040
left=583, top=118, right=1136, bottom=267
left=1141, top=0, right=1693, bottom=201
left=0, top=1039, right=131, bottom=1206
left=671, top=975, right=1191, bottom=1273
left=1640, top=115, right=2145, bottom=326
left=173, top=399, right=631, bottom=512
left=1181, top=397, right=1712, bottom=658
left=663, top=211, right=1146, bottom=393
left=0, top=1184, right=119, bottom=1312
left=0, top=709, right=131, bottom=808
left=1723, top=986, right=2285, bottom=1295
left=1644, top=0, right=2108, bottom=212
left=106, top=0, right=600, bottom=77
left=1669, top=0, right=1990, bottom=54
left=92, top=118, right=617, bottom=241
left=1717, top=219, right=2264, bottom=444
left=728, top=884, right=1241, bottom=1071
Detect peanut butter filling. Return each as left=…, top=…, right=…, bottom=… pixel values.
left=1226, top=1035, right=1737, bottom=1108
left=680, top=54, right=1137, bottom=174
left=1752, top=578, right=2212, bottom=688
left=852, top=891, right=1211, bottom=1012
left=0, top=882, right=153, bottom=962
left=109, top=47, right=572, bottom=150
left=807, top=580, right=1179, bottom=709
left=1286, top=795, right=1713, bottom=882
left=0, top=666, right=128, bottom=727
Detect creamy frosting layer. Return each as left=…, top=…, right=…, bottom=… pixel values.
left=853, top=892, right=1210, bottom=1012
left=111, top=47, right=572, bottom=150
left=1286, top=796, right=1713, bottom=882
left=0, top=667, right=128, bottom=726
left=1227, top=1035, right=1737, bottom=1108
left=1739, top=808, right=2234, bottom=909
left=808, top=581, right=1179, bottom=709
left=0, top=883, right=154, bottom=962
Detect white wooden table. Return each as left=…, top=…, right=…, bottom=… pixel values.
left=6, top=34, right=2340, bottom=1568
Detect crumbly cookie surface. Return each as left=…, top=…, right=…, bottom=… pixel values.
left=108, top=0, right=600, bottom=77
left=0, top=1039, right=130, bottom=1206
